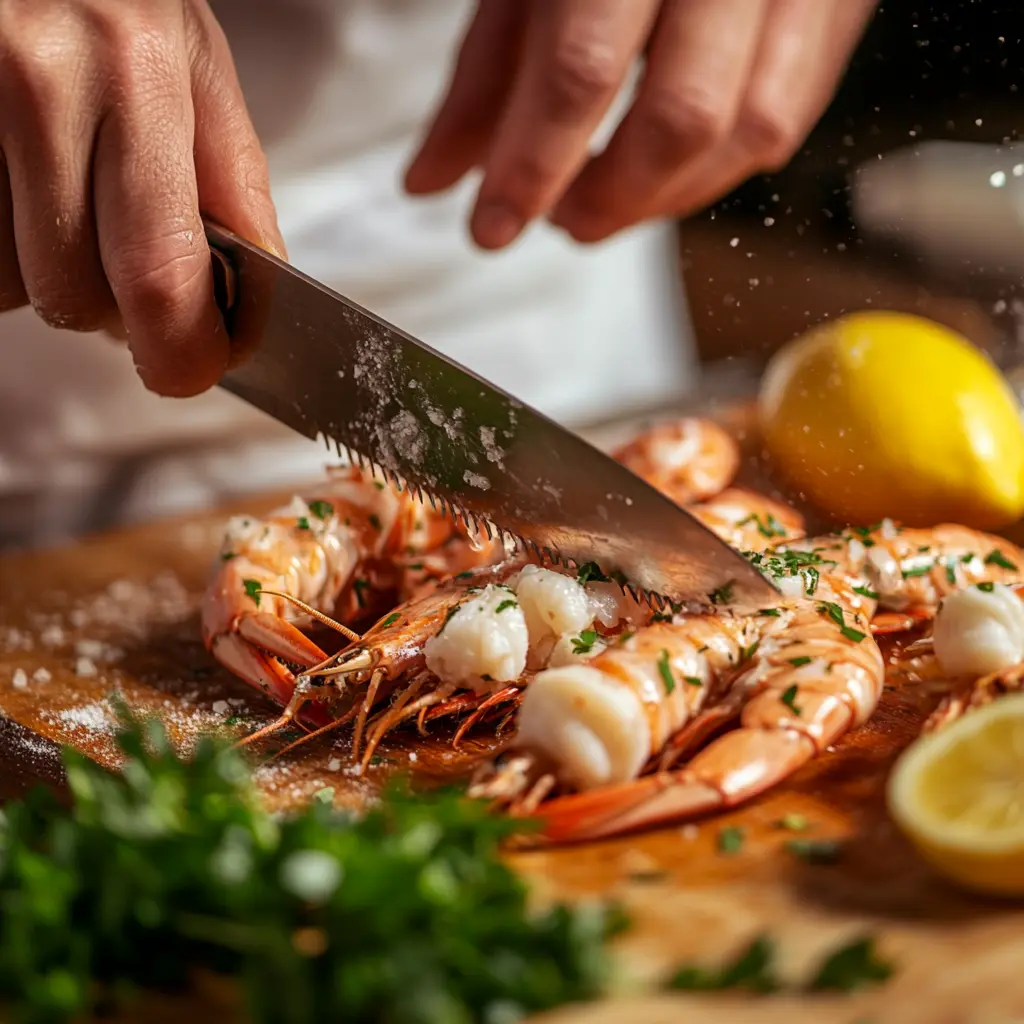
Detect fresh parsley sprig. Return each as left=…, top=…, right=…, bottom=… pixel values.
left=0, top=703, right=623, bottom=1024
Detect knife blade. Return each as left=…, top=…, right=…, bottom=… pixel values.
left=204, top=218, right=778, bottom=612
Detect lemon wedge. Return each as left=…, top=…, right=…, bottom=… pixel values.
left=887, top=694, right=1024, bottom=896
left=758, top=311, right=1024, bottom=529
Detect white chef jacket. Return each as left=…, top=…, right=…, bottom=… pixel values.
left=0, top=0, right=695, bottom=548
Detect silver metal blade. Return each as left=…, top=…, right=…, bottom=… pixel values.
left=207, top=220, right=778, bottom=612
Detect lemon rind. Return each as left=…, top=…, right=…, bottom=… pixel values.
left=887, top=694, right=1024, bottom=854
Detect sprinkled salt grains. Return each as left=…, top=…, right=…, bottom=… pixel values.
left=212, top=700, right=230, bottom=715
left=327, top=758, right=342, bottom=772
left=40, top=625, right=65, bottom=647
left=407, top=751, right=418, bottom=763
left=11, top=668, right=28, bottom=690
left=32, top=668, right=51, bottom=684
left=75, top=657, right=98, bottom=678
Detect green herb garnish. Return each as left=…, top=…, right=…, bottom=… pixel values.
left=985, top=549, right=1017, bottom=570
left=495, top=599, right=518, bottom=613
left=220, top=551, right=237, bottom=562
left=668, top=935, right=779, bottom=993
left=776, top=813, right=809, bottom=832
left=807, top=936, right=894, bottom=992
left=717, top=826, right=745, bottom=855
left=576, top=562, right=608, bottom=585
left=741, top=641, right=760, bottom=662
left=308, top=499, right=333, bottom=520
left=977, top=581, right=996, bottom=593
left=901, top=564, right=933, bottom=579
left=709, top=581, right=735, bottom=605
left=853, top=585, right=879, bottom=599
left=352, top=578, right=370, bottom=607
left=368, top=513, right=382, bottom=532
left=381, top=612, right=401, bottom=628
left=780, top=684, right=801, bottom=716
left=788, top=656, right=812, bottom=667
left=758, top=608, right=781, bottom=617
left=242, top=578, right=262, bottom=604
left=571, top=629, right=600, bottom=656
left=739, top=514, right=788, bottom=539
left=786, top=838, right=843, bottom=864
left=0, top=703, right=625, bottom=1023
left=684, top=676, right=703, bottom=688
left=296, top=516, right=310, bottom=530
left=817, top=601, right=866, bottom=642
left=657, top=649, right=676, bottom=694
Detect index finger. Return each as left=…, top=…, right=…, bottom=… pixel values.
left=94, top=34, right=227, bottom=398
left=470, top=0, right=660, bottom=249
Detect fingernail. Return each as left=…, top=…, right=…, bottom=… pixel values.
left=472, top=202, right=524, bottom=249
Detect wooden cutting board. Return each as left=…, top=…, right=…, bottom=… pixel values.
left=3, top=405, right=1024, bottom=1024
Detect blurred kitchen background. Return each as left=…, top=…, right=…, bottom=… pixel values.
left=680, top=2, right=1024, bottom=381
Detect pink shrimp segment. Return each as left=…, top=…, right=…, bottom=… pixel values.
left=470, top=521, right=1024, bottom=844
left=200, top=464, right=502, bottom=729
left=200, top=416, right=754, bottom=744
left=612, top=416, right=741, bottom=505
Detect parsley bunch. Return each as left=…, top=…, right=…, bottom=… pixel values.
left=0, top=706, right=623, bottom=1024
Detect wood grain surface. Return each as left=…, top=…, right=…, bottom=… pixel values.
left=2, top=402, right=1024, bottom=1024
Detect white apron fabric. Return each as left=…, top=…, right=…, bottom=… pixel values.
left=0, top=0, right=695, bottom=548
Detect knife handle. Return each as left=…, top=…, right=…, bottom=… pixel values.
left=208, top=241, right=238, bottom=327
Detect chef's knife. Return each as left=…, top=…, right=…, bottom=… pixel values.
left=204, top=218, right=778, bottom=612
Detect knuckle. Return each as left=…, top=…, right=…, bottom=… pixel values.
left=636, top=87, right=731, bottom=161
left=739, top=101, right=800, bottom=165
left=114, top=234, right=208, bottom=317
left=541, top=38, right=620, bottom=120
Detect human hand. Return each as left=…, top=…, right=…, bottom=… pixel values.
left=405, top=0, right=879, bottom=249
left=0, top=0, right=284, bottom=397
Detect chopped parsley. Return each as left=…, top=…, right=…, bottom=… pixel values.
left=668, top=934, right=778, bottom=993
left=657, top=649, right=676, bottom=694
left=985, top=548, right=1017, bottom=571
left=352, top=578, right=370, bottom=607
left=650, top=612, right=674, bottom=623
left=901, top=563, right=933, bottom=579
left=853, top=584, right=879, bottom=599
left=373, top=480, right=385, bottom=490
left=758, top=608, right=781, bottom=617
left=368, top=513, right=382, bottom=532
left=945, top=559, right=958, bottom=584
left=817, top=601, right=866, bottom=643
left=381, top=612, right=401, bottom=628
left=807, top=936, right=894, bottom=992
left=576, top=561, right=608, bottom=584
left=220, top=551, right=237, bottom=562
left=739, top=513, right=788, bottom=539
left=780, top=684, right=802, bottom=716
left=776, top=813, right=809, bottom=832
left=242, top=578, right=262, bottom=604
left=741, top=641, right=760, bottom=662
left=717, top=826, right=745, bottom=855
left=788, top=656, right=812, bottom=667
left=977, top=581, right=996, bottom=593
left=454, top=571, right=475, bottom=581
left=308, top=499, right=333, bottom=520
left=296, top=516, right=311, bottom=530
left=312, top=786, right=335, bottom=804
left=745, top=549, right=833, bottom=597
left=495, top=599, right=518, bottom=613
left=684, top=676, right=703, bottom=688
left=570, top=629, right=600, bottom=655
left=708, top=581, right=735, bottom=605
left=786, top=838, right=844, bottom=864
left=667, top=932, right=892, bottom=996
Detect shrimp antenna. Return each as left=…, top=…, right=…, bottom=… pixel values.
left=258, top=589, right=362, bottom=643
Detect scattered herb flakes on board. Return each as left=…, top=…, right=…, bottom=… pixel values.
left=0, top=703, right=624, bottom=1024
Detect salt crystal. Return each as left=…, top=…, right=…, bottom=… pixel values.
left=75, top=639, right=105, bottom=659
left=11, top=669, right=27, bottom=690
left=32, top=668, right=51, bottom=684
left=40, top=625, right=65, bottom=647
left=681, top=825, right=698, bottom=840
left=212, top=700, right=229, bottom=715
left=327, top=758, right=342, bottom=771
left=407, top=751, right=418, bottom=763
left=75, top=657, right=98, bottom=678
left=69, top=609, right=87, bottom=628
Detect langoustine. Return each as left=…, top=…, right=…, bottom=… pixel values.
left=200, top=417, right=785, bottom=740
left=224, top=478, right=800, bottom=761
left=467, top=522, right=1024, bottom=843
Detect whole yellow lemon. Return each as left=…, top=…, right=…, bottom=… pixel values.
left=758, top=311, right=1024, bottom=529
